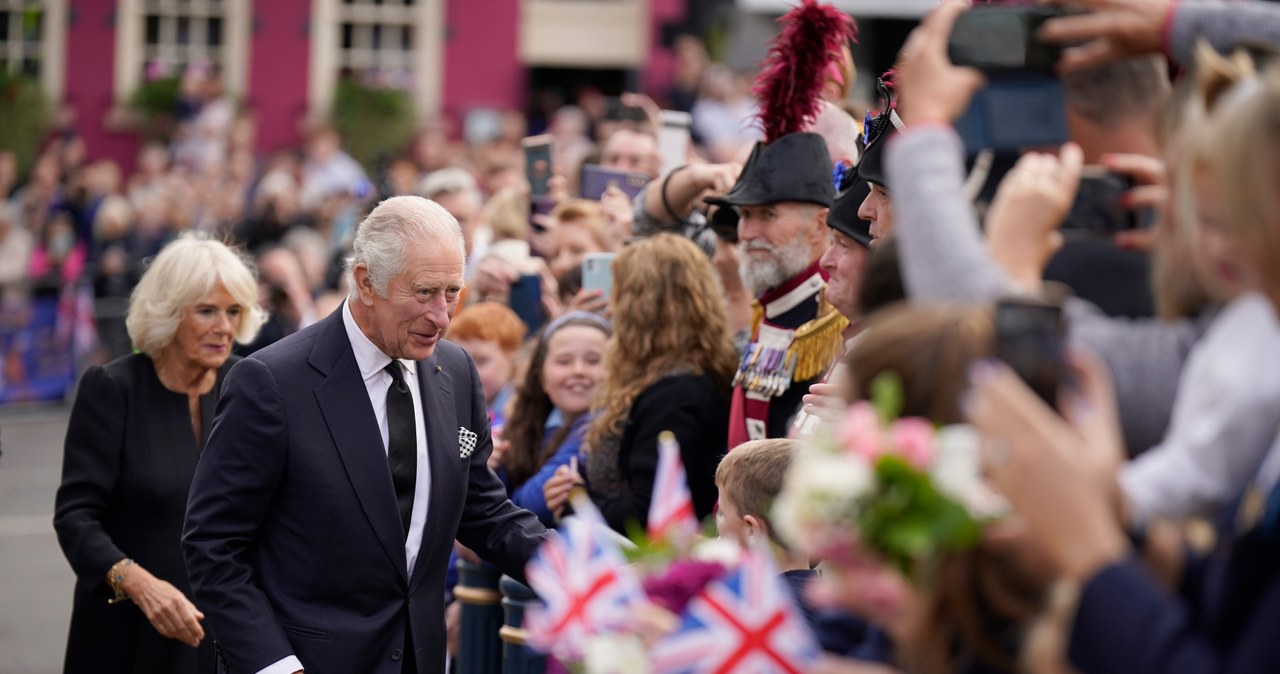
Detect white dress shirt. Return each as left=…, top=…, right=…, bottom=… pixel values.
left=255, top=302, right=433, bottom=674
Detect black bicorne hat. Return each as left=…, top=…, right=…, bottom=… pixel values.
left=705, top=131, right=834, bottom=212
left=827, top=168, right=873, bottom=248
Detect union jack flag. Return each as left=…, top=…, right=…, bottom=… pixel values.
left=523, top=501, right=648, bottom=654
left=650, top=546, right=820, bottom=674
left=647, top=430, right=699, bottom=541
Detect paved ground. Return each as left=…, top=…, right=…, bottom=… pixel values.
left=0, top=406, right=74, bottom=674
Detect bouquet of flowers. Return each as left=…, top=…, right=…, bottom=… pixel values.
left=524, top=433, right=819, bottom=674
left=772, top=374, right=1006, bottom=578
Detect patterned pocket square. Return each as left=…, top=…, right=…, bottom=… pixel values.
left=458, top=427, right=479, bottom=460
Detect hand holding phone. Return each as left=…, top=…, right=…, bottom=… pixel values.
left=581, top=253, right=616, bottom=300
left=994, top=297, right=1067, bottom=409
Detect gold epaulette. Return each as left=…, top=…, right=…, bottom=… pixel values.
left=787, top=297, right=848, bottom=382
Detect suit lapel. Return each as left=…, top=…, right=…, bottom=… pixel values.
left=311, top=311, right=409, bottom=583
left=411, top=355, right=457, bottom=589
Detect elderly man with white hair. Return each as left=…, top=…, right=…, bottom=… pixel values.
left=184, top=196, right=548, bottom=674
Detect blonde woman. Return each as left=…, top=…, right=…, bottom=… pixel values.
left=54, top=234, right=265, bottom=674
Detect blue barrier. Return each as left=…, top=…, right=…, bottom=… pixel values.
left=499, top=575, right=546, bottom=674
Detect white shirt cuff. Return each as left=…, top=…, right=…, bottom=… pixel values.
left=254, top=655, right=303, bottom=674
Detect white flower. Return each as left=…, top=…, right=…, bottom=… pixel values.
left=772, top=445, right=875, bottom=552
left=691, top=537, right=741, bottom=567
left=931, top=425, right=1009, bottom=519
left=583, top=634, right=652, bottom=674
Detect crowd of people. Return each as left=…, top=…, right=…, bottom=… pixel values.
left=31, top=0, right=1280, bottom=672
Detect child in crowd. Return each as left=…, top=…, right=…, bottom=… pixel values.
left=714, top=439, right=818, bottom=621
left=446, top=301, right=526, bottom=430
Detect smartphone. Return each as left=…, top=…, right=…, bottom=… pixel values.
left=522, top=135, right=554, bottom=198
left=604, top=97, right=647, bottom=123
left=580, top=164, right=650, bottom=201
left=994, top=297, right=1066, bottom=409
left=509, top=274, right=546, bottom=334
left=658, top=110, right=693, bottom=175
left=1064, top=167, right=1145, bottom=235
left=581, top=253, right=616, bottom=299
left=948, top=7, right=1065, bottom=74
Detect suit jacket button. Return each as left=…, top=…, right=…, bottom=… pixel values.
left=391, top=649, right=403, bottom=661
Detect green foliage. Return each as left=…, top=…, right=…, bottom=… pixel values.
left=870, top=371, right=904, bottom=425
left=331, top=78, right=417, bottom=174
left=0, top=72, right=51, bottom=180
left=127, top=76, right=182, bottom=141
left=860, top=455, right=981, bottom=578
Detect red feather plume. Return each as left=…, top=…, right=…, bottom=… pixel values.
left=753, top=0, right=858, bottom=143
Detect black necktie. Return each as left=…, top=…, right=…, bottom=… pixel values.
left=384, top=361, right=416, bottom=539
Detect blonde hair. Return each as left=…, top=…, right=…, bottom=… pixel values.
left=482, top=185, right=530, bottom=242
left=126, top=234, right=266, bottom=355
left=1187, top=44, right=1280, bottom=299
left=587, top=234, right=738, bottom=449
left=716, top=439, right=799, bottom=532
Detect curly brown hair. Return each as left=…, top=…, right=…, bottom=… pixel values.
left=587, top=234, right=738, bottom=450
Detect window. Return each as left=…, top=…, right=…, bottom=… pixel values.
left=0, top=0, right=66, bottom=100
left=113, top=0, right=249, bottom=104
left=308, top=0, right=443, bottom=118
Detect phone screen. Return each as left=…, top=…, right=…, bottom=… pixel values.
left=522, top=136, right=553, bottom=198
left=994, top=299, right=1065, bottom=408
left=581, top=253, right=616, bottom=299
left=509, top=274, right=546, bottom=334
left=579, top=165, right=650, bottom=201
left=658, top=110, right=692, bottom=175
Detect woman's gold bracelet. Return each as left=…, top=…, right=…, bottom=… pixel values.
left=107, top=558, right=134, bottom=605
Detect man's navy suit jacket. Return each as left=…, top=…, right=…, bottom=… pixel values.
left=183, top=307, right=547, bottom=673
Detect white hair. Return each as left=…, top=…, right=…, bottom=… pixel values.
left=346, top=196, right=466, bottom=297
left=738, top=235, right=814, bottom=296
left=126, top=234, right=266, bottom=355
left=416, top=167, right=481, bottom=207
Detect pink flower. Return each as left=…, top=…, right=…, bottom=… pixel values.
left=838, top=402, right=885, bottom=461
left=889, top=418, right=935, bottom=470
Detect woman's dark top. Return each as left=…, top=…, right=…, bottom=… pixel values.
left=587, top=371, right=730, bottom=534
left=53, top=352, right=237, bottom=674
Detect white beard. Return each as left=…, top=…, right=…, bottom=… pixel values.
left=738, top=236, right=814, bottom=296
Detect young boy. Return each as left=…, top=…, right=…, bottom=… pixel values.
left=715, top=439, right=819, bottom=624
left=717, top=439, right=896, bottom=663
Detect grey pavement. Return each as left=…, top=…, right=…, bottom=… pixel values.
left=0, top=406, right=74, bottom=674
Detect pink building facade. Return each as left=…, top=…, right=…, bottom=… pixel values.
left=51, top=0, right=689, bottom=172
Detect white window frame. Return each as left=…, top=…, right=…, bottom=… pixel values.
left=0, top=0, right=66, bottom=101
left=308, top=0, right=443, bottom=121
left=112, top=0, right=250, bottom=105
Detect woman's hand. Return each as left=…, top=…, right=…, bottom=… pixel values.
left=471, top=255, right=518, bottom=304
left=894, top=0, right=986, bottom=126
left=984, top=143, right=1085, bottom=290
left=120, top=564, right=206, bottom=647
left=1040, top=0, right=1175, bottom=72
left=544, top=461, right=585, bottom=517
left=801, top=382, right=848, bottom=426
left=565, top=288, right=610, bottom=316
left=600, top=185, right=635, bottom=247
left=964, top=358, right=1129, bottom=581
